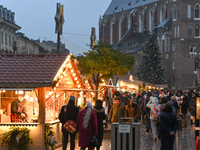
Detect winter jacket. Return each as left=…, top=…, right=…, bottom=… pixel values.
left=127, top=103, right=140, bottom=122
left=145, top=97, right=151, bottom=114
left=158, top=112, right=178, bottom=137
left=76, top=107, right=98, bottom=148
left=59, top=101, right=79, bottom=132
left=146, top=97, right=159, bottom=120
left=93, top=106, right=105, bottom=146
left=181, top=97, right=189, bottom=114
left=108, top=103, right=127, bottom=123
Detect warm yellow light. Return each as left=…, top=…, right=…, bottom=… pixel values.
left=85, top=80, right=88, bottom=83
left=19, top=91, right=23, bottom=94
left=3, top=90, right=5, bottom=93
left=78, top=85, right=81, bottom=88
left=25, top=95, right=29, bottom=99
left=72, top=73, right=76, bottom=76
left=71, top=69, right=74, bottom=73
left=29, top=97, right=33, bottom=101
left=74, top=77, right=77, bottom=80
left=56, top=83, right=59, bottom=87
left=60, top=75, right=63, bottom=78
left=15, top=91, right=18, bottom=94
left=54, top=87, right=56, bottom=91
left=77, top=81, right=79, bottom=84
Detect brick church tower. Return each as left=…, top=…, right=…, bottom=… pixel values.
left=99, top=0, right=200, bottom=90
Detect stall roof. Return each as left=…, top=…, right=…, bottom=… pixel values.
left=0, top=54, right=68, bottom=88
left=154, top=84, right=168, bottom=88
left=118, top=77, right=142, bottom=86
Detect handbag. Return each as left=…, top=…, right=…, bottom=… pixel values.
left=89, top=135, right=98, bottom=147
left=63, top=106, right=77, bottom=134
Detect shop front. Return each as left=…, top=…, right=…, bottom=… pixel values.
left=0, top=54, right=86, bottom=150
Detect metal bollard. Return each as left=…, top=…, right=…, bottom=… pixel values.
left=111, top=117, right=141, bottom=150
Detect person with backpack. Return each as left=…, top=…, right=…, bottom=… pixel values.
left=147, top=96, right=160, bottom=141
left=59, top=96, right=79, bottom=150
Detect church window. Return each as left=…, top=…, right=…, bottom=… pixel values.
left=173, top=5, right=177, bottom=20
left=110, top=22, right=113, bottom=44
left=188, top=5, right=191, bottom=18
left=119, top=21, right=121, bottom=40
left=178, top=5, right=180, bottom=19
left=174, top=26, right=176, bottom=37
left=1, top=31, right=3, bottom=43
left=195, top=4, right=200, bottom=18
left=149, top=9, right=153, bottom=31
left=188, top=25, right=192, bottom=37
left=160, top=7, right=164, bottom=23
left=195, top=25, right=199, bottom=37
left=139, top=12, right=143, bottom=32
left=177, top=25, right=179, bottom=37
left=128, top=14, right=131, bottom=30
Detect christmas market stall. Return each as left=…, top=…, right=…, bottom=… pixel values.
left=0, top=54, right=86, bottom=150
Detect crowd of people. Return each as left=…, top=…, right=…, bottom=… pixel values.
left=58, top=89, right=197, bottom=150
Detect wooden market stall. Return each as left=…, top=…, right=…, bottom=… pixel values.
left=0, top=54, right=87, bottom=150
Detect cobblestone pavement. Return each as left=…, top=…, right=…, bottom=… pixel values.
left=56, top=116, right=196, bottom=150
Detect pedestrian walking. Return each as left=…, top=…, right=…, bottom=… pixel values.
left=92, top=100, right=106, bottom=150
left=127, top=99, right=140, bottom=122
left=59, top=96, right=79, bottom=150
left=158, top=102, right=178, bottom=150
left=147, top=96, right=160, bottom=141
left=108, top=96, right=127, bottom=123
left=76, top=102, right=98, bottom=150
left=143, top=92, right=152, bottom=134
left=181, top=94, right=189, bottom=128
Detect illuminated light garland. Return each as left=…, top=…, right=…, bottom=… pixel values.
left=72, top=73, right=76, bottom=76
left=74, top=77, right=77, bottom=80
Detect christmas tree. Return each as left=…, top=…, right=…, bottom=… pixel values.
left=136, top=36, right=166, bottom=84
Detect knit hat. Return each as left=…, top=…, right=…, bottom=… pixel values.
left=69, top=96, right=75, bottom=101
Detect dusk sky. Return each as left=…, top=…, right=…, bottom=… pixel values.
left=1, top=0, right=111, bottom=55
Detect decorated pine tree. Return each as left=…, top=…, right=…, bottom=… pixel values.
left=136, top=36, right=166, bottom=84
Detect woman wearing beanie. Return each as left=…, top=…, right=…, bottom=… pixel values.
left=76, top=102, right=98, bottom=150
left=93, top=100, right=106, bottom=150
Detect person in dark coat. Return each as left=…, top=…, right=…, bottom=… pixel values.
left=181, top=94, right=189, bottom=127
left=92, top=100, right=106, bottom=150
left=144, top=92, right=152, bottom=134
left=127, top=99, right=140, bottom=122
left=59, top=96, right=79, bottom=150
left=76, top=102, right=98, bottom=150
left=158, top=102, right=178, bottom=150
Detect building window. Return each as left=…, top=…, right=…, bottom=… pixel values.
left=1, top=31, right=3, bottom=43
left=9, top=35, right=11, bottom=46
left=173, top=5, right=177, bottom=20
left=177, top=25, right=179, bottom=37
left=178, top=5, right=180, bottom=19
left=195, top=25, right=199, bottom=37
left=195, top=59, right=200, bottom=70
left=170, top=8, right=172, bottom=18
left=172, top=44, right=175, bottom=51
left=190, top=46, right=194, bottom=52
left=128, top=14, right=131, bottom=30
left=160, top=7, right=164, bottom=23
left=5, top=33, right=7, bottom=45
left=7, top=14, right=10, bottom=21
left=119, top=21, right=121, bottom=40
left=3, top=11, right=5, bottom=19
left=188, top=5, right=191, bottom=18
left=195, top=4, right=200, bottom=18
left=168, top=36, right=170, bottom=52
left=172, top=62, right=175, bottom=69
left=188, top=25, right=192, bottom=37
left=175, top=26, right=176, bottom=37
left=149, top=9, right=153, bottom=31
left=110, top=22, right=113, bottom=44
left=139, top=12, right=143, bottom=32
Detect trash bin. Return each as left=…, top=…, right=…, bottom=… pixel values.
left=111, top=117, right=141, bottom=150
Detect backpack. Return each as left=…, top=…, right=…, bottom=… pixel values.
left=62, top=106, right=76, bottom=134
left=152, top=103, right=160, bottom=119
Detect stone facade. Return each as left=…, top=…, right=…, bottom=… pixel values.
left=16, top=32, right=40, bottom=54
left=0, top=5, right=21, bottom=54
left=99, top=0, right=200, bottom=90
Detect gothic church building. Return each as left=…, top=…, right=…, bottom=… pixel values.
left=99, top=0, right=200, bottom=90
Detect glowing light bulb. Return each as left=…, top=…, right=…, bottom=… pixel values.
left=72, top=73, right=76, bottom=76
left=71, top=69, right=74, bottom=73
left=78, top=85, right=81, bottom=88
left=74, top=77, right=77, bottom=80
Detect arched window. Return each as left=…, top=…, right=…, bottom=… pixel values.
left=173, top=5, right=177, bottom=20
left=149, top=9, right=153, bottom=31
left=7, top=13, right=10, bottom=21
left=119, top=21, right=121, bottom=40
left=188, top=5, right=191, bottom=18
left=195, top=4, right=200, bottom=18
left=195, top=25, right=199, bottom=37
left=174, top=26, right=176, bottom=37
left=160, top=7, right=164, bottom=23
left=110, top=22, right=113, bottom=44
left=178, top=5, right=180, bottom=19
left=139, top=12, right=143, bottom=32
left=188, top=25, right=192, bottom=37
left=128, top=14, right=131, bottom=30
left=195, top=59, right=200, bottom=70
left=177, top=25, right=179, bottom=37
